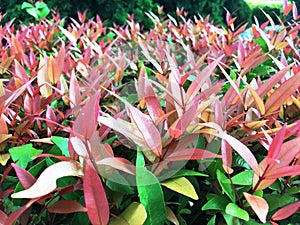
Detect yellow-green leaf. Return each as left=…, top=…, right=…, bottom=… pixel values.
left=109, top=202, right=147, bottom=225
left=161, top=177, right=199, bottom=200
left=0, top=153, right=10, bottom=166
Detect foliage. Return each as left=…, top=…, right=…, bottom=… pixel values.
left=0, top=0, right=300, bottom=224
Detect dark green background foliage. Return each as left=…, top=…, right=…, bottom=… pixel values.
left=251, top=6, right=281, bottom=24
left=0, top=0, right=283, bottom=28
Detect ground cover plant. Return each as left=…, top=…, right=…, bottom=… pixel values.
left=0, top=0, right=300, bottom=224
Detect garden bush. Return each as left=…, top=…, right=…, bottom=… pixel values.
left=0, top=0, right=300, bottom=224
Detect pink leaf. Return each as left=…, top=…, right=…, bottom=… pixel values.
left=165, top=148, right=221, bottom=162
left=244, top=193, right=269, bottom=223
left=224, top=134, right=260, bottom=175
left=127, top=105, right=162, bottom=157
left=186, top=56, right=222, bottom=102
left=73, top=91, right=100, bottom=139
left=47, top=200, right=87, bottom=214
left=272, top=202, right=300, bottom=221
left=95, top=157, right=136, bottom=175
left=266, top=165, right=300, bottom=179
left=265, top=72, right=300, bottom=114
left=84, top=161, right=109, bottom=225
left=221, top=138, right=233, bottom=174
left=0, top=210, right=7, bottom=225
left=11, top=163, right=36, bottom=189
left=11, top=161, right=83, bottom=199
left=267, top=124, right=286, bottom=164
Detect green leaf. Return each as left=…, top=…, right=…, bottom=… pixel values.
left=222, top=213, right=241, bottom=225
left=9, top=144, right=42, bottom=169
left=207, top=215, right=216, bottom=225
left=231, top=170, right=253, bottom=186
left=161, top=177, right=198, bottom=200
left=202, top=194, right=231, bottom=211
left=225, top=203, right=249, bottom=221
left=136, top=151, right=165, bottom=225
left=286, top=185, right=300, bottom=195
left=264, top=194, right=295, bottom=212
left=106, top=172, right=134, bottom=194
left=21, top=2, right=34, bottom=9
left=51, top=136, right=70, bottom=157
left=109, top=202, right=147, bottom=225
left=217, top=170, right=236, bottom=202
left=253, top=37, right=268, bottom=53
left=171, top=170, right=208, bottom=178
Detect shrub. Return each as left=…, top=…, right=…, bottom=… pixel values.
left=0, top=1, right=299, bottom=224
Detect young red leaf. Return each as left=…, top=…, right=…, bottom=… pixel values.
left=186, top=56, right=222, bottom=102
left=84, top=161, right=109, bottom=225
left=69, top=69, right=81, bottom=108
left=95, top=157, right=136, bottom=175
left=127, top=105, right=162, bottom=157
left=243, top=193, right=269, bottom=223
left=11, top=163, right=36, bottom=189
left=47, top=200, right=87, bottom=214
left=73, top=91, right=100, bottom=139
left=11, top=161, right=83, bottom=199
left=0, top=210, right=7, bottom=225
left=267, top=124, right=286, bottom=164
left=165, top=148, right=221, bottom=162
left=265, top=72, right=300, bottom=114
left=224, top=134, right=259, bottom=175
left=271, top=201, right=300, bottom=221
left=221, top=138, right=233, bottom=174
left=266, top=165, right=300, bottom=179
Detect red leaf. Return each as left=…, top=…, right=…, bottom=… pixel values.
left=47, top=200, right=87, bottom=214
left=266, top=165, right=300, bottom=179
left=0, top=210, right=7, bottom=225
left=186, top=57, right=222, bottom=102
left=165, top=148, right=221, bottom=162
left=95, top=157, right=136, bottom=175
left=244, top=193, right=269, bottom=223
left=224, top=134, right=259, bottom=175
left=265, top=72, right=300, bottom=114
left=272, top=202, right=300, bottom=221
left=84, top=161, right=109, bottom=225
left=221, top=138, right=233, bottom=174
left=11, top=163, right=36, bottom=189
left=267, top=124, right=286, bottom=164
left=127, top=105, right=162, bottom=157
left=73, top=91, right=100, bottom=139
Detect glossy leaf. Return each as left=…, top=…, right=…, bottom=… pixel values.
left=271, top=201, right=300, bottom=221
left=11, top=163, right=36, bottom=189
left=47, top=200, right=87, bottom=214
left=136, top=151, right=166, bottom=225
left=225, top=203, right=249, bottom=221
left=161, top=177, right=199, bottom=200
left=165, top=148, right=221, bottom=162
left=9, top=144, right=43, bottom=169
left=12, top=161, right=83, bottom=198
left=51, top=136, right=70, bottom=157
left=202, top=195, right=231, bottom=211
left=84, top=161, right=110, bottom=225
left=243, top=193, right=268, bottom=223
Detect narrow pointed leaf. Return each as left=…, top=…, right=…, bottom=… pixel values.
left=127, top=105, right=162, bottom=157
left=165, top=148, right=221, bottom=162
left=246, top=83, right=265, bottom=115
left=267, top=124, right=286, bottom=164
left=271, top=202, right=300, bottom=221
left=161, top=177, right=199, bottom=200
left=224, top=134, right=259, bottom=175
left=47, top=200, right=87, bottom=214
left=73, top=91, right=100, bottom=139
left=11, top=163, right=36, bottom=189
left=265, top=73, right=300, bottom=114
left=166, top=207, right=179, bottom=225
left=84, top=162, right=110, bottom=225
left=136, top=156, right=166, bottom=225
left=11, top=161, right=83, bottom=198
left=266, top=165, right=300, bottom=179
left=244, top=193, right=268, bottom=223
